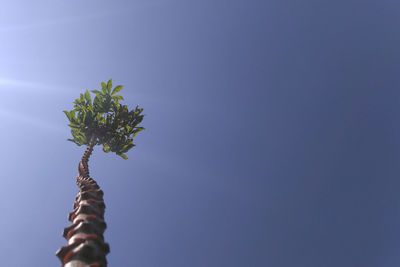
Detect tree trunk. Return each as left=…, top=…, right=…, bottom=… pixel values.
left=56, top=135, right=109, bottom=267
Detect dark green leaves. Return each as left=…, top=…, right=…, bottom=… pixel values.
left=64, top=79, right=145, bottom=159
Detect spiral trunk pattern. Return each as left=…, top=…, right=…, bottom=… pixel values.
left=57, top=136, right=110, bottom=267
left=79, top=135, right=96, bottom=179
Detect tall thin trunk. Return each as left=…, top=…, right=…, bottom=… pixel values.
left=56, top=135, right=109, bottom=267
left=79, top=134, right=96, bottom=178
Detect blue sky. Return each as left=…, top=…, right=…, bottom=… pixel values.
left=1, top=0, right=400, bottom=266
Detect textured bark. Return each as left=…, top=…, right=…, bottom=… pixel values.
left=57, top=136, right=109, bottom=266
left=79, top=135, right=96, bottom=179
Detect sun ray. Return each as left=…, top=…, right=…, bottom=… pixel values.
left=0, top=77, right=70, bottom=93
left=0, top=1, right=164, bottom=32
left=0, top=107, right=65, bottom=134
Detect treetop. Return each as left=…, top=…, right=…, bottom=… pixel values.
left=63, top=79, right=145, bottom=159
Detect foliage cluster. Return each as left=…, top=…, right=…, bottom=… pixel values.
left=64, top=79, right=144, bottom=159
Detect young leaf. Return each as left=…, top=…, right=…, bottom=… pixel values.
left=63, top=110, right=72, bottom=121
left=102, top=144, right=111, bottom=153
left=107, top=79, right=113, bottom=93
left=101, top=82, right=107, bottom=94
left=112, top=85, right=123, bottom=95
left=119, top=153, right=128, bottom=159
left=112, top=95, right=124, bottom=101
left=84, top=90, right=91, bottom=103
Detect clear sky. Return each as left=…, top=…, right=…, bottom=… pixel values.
left=1, top=0, right=400, bottom=266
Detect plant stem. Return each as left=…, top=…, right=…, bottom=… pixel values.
left=79, top=134, right=96, bottom=178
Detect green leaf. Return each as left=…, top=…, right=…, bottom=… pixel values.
left=68, top=123, right=80, bottom=128
left=69, top=110, right=76, bottom=121
left=112, top=95, right=124, bottom=101
left=107, top=79, right=113, bottom=93
left=101, top=82, right=107, bottom=94
left=121, top=143, right=134, bottom=153
left=84, top=90, right=91, bottom=103
left=119, top=153, right=128, bottom=159
left=102, top=144, right=111, bottom=153
left=112, top=85, right=123, bottom=95
left=63, top=110, right=72, bottom=121
left=91, top=89, right=101, bottom=94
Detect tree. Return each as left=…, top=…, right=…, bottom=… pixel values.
left=56, top=79, right=144, bottom=267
